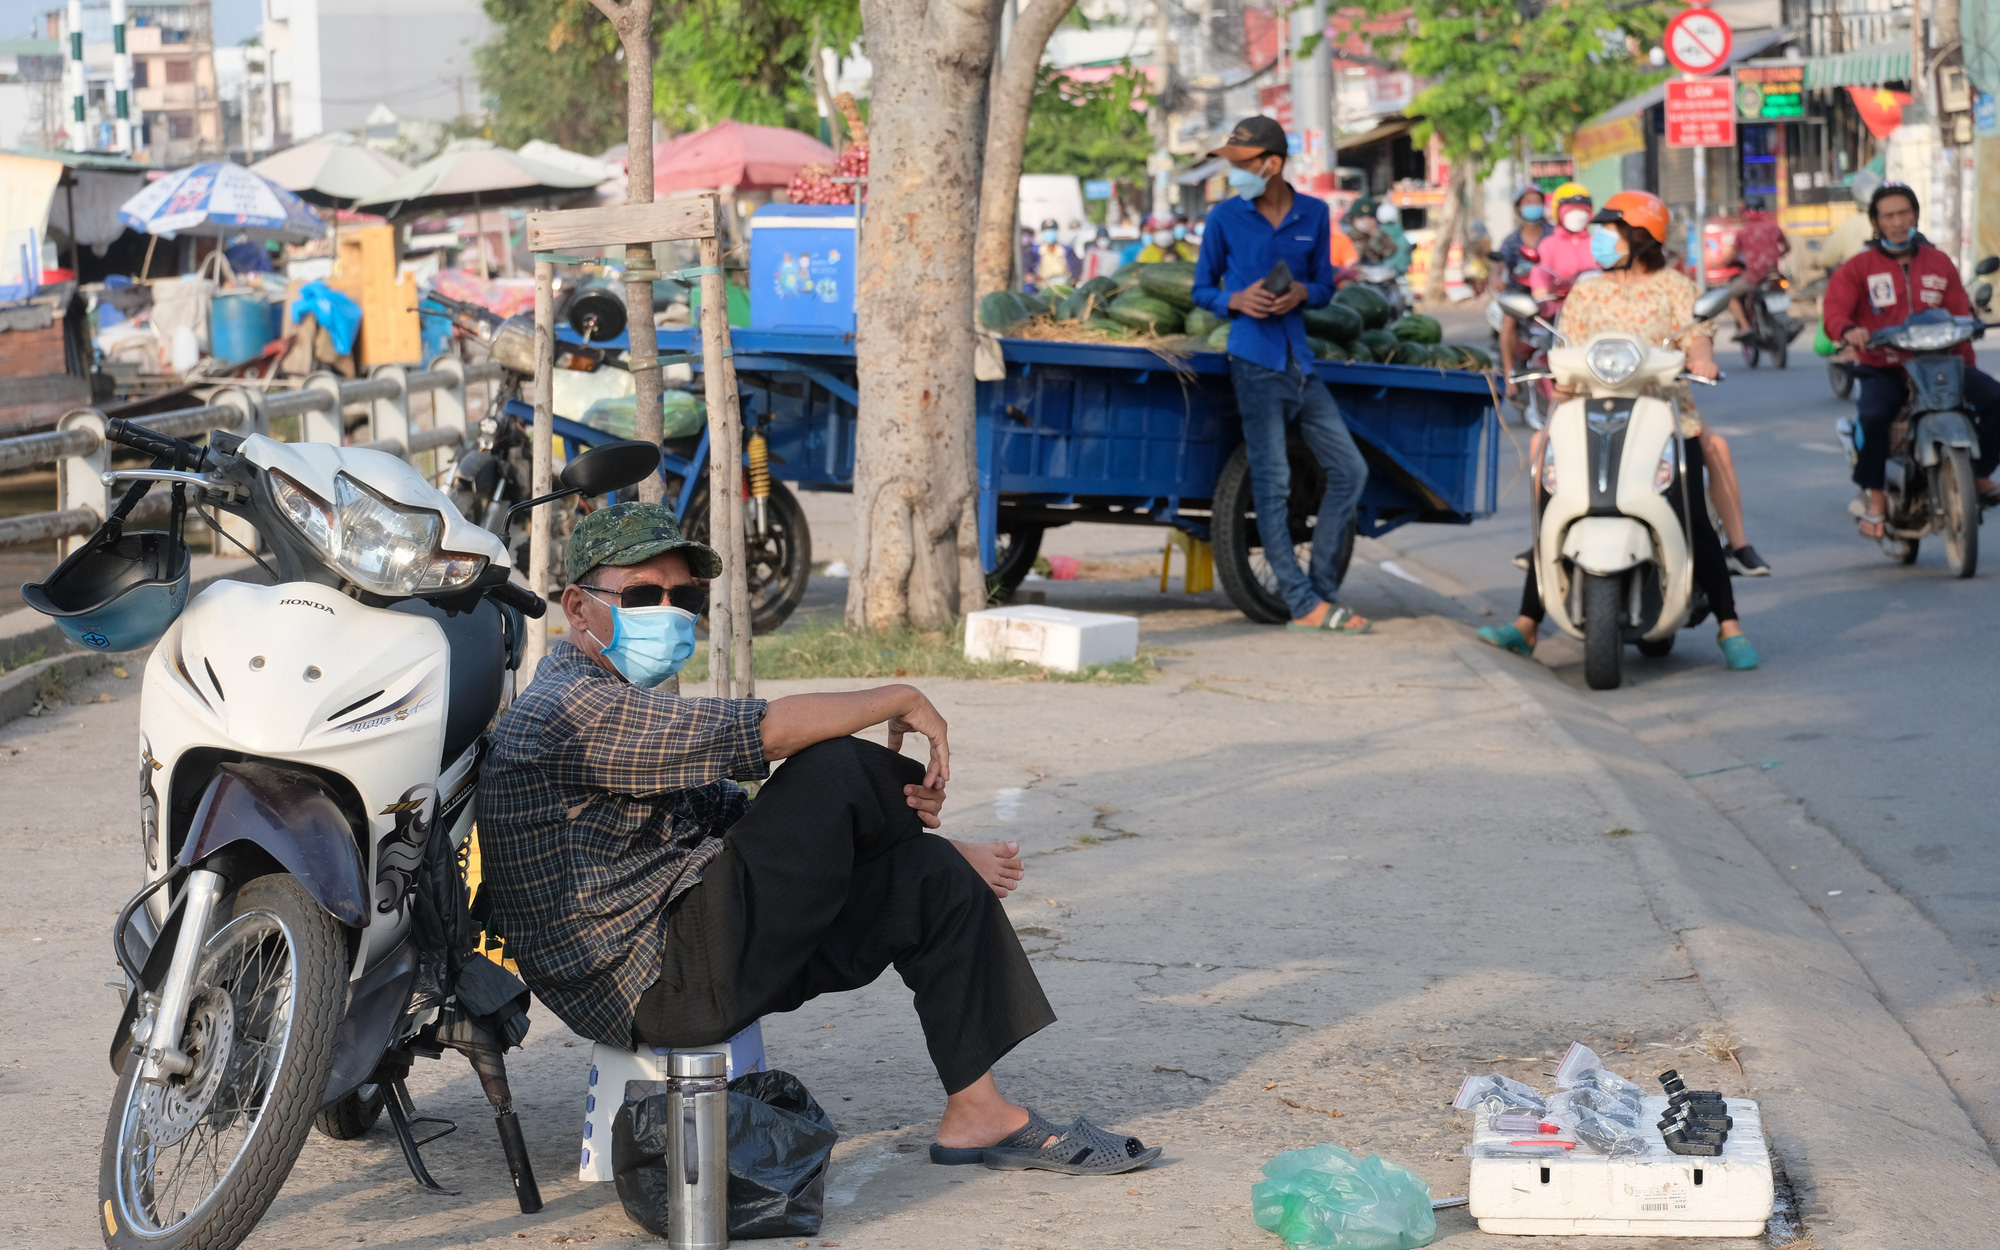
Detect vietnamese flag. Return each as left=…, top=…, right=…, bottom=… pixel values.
left=1848, top=86, right=1912, bottom=138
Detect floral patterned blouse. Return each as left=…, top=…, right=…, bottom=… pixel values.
left=1558, top=267, right=1717, bottom=434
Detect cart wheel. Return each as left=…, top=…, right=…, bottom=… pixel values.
left=1211, top=442, right=1356, bottom=624
left=986, top=524, right=1045, bottom=600
left=680, top=479, right=812, bottom=634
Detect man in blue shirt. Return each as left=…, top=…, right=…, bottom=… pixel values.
left=1193, top=116, right=1370, bottom=633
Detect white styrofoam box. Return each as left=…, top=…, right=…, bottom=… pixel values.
left=1468, top=1097, right=1772, bottom=1236
left=578, top=1019, right=766, bottom=1182
left=964, top=605, right=1138, bottom=673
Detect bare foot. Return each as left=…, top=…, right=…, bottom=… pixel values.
left=936, top=1072, right=1057, bottom=1150
left=954, top=839, right=1025, bottom=899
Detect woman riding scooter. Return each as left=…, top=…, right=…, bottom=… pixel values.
left=1494, top=185, right=1548, bottom=390
left=1479, top=191, right=1759, bottom=672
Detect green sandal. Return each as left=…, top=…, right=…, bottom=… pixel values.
left=1477, top=623, right=1534, bottom=656
left=1286, top=605, right=1372, bottom=634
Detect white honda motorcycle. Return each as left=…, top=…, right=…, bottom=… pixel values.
left=23, top=417, right=656, bottom=1250
left=1498, top=286, right=1733, bottom=690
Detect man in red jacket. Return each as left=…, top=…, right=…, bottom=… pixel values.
left=1822, top=184, right=2000, bottom=538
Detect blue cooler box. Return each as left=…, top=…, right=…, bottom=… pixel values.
left=749, top=203, right=858, bottom=334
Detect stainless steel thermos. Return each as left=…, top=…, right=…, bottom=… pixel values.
left=665, top=1050, right=730, bottom=1249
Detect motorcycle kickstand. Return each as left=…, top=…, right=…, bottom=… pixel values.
left=382, top=1078, right=461, bottom=1195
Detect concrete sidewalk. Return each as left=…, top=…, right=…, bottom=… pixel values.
left=3, top=561, right=1994, bottom=1248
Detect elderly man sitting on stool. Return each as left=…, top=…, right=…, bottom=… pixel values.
left=477, top=502, right=1160, bottom=1176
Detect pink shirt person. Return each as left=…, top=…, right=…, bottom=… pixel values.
left=1529, top=228, right=1599, bottom=301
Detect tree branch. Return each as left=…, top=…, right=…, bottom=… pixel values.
left=973, top=0, right=1079, bottom=299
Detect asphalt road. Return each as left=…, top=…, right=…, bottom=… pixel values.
left=1390, top=335, right=2000, bottom=991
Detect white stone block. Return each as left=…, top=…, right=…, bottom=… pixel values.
left=963, top=605, right=1139, bottom=673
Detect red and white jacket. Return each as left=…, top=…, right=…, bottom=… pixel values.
left=1822, top=238, right=1976, bottom=368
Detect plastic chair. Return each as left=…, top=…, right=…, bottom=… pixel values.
left=578, top=1018, right=767, bottom=1181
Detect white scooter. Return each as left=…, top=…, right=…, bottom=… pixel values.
left=1497, top=286, right=1734, bottom=690
left=24, top=418, right=656, bottom=1250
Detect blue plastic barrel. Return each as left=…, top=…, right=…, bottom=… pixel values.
left=212, top=293, right=275, bottom=364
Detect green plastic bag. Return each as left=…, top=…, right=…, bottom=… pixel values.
left=1813, top=323, right=1840, bottom=357
left=1251, top=1145, right=1436, bottom=1250
left=579, top=390, right=707, bottom=441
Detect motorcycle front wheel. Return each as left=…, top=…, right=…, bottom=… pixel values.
left=1828, top=361, right=1854, bottom=400
left=100, top=874, right=346, bottom=1250
left=1941, top=445, right=1979, bottom=578
left=1582, top=573, right=1624, bottom=690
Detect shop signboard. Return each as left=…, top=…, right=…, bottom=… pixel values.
left=1259, top=83, right=1293, bottom=128
left=1736, top=63, right=1805, bottom=119
left=1665, top=77, right=1737, bottom=147
left=1083, top=179, right=1112, bottom=201
left=1976, top=92, right=1997, bottom=137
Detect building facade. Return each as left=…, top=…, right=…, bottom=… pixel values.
left=260, top=0, right=489, bottom=146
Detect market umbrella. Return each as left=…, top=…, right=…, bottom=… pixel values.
left=118, top=159, right=325, bottom=278
left=249, top=137, right=411, bottom=207
left=357, top=139, right=606, bottom=278
left=651, top=119, right=834, bottom=196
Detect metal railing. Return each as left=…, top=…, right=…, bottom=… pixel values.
left=0, top=359, right=505, bottom=553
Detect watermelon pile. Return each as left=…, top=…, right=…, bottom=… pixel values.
left=976, top=261, right=1495, bottom=373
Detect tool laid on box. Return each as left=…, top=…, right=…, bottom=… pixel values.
left=1657, top=1070, right=1733, bottom=1156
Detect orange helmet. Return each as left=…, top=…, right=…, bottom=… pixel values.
left=1594, top=190, right=1670, bottom=243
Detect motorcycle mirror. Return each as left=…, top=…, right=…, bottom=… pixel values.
left=567, top=288, right=628, bottom=342
left=1485, top=251, right=1507, bottom=264
left=1495, top=291, right=1540, bottom=322
left=1691, top=286, right=1734, bottom=323
left=1976, top=256, right=2000, bottom=277
left=1975, top=282, right=1994, bottom=311
left=560, top=439, right=661, bottom=497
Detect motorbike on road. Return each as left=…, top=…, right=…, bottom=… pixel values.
left=21, top=419, right=659, bottom=1249
left=1835, top=294, right=1996, bottom=577
left=1736, top=273, right=1802, bottom=370
left=1498, top=285, right=1734, bottom=690
left=1350, top=262, right=1412, bottom=321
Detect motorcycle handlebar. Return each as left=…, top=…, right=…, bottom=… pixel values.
left=106, top=418, right=207, bottom=467
left=489, top=579, right=547, bottom=619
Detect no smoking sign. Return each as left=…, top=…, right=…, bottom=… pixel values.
left=1664, top=6, right=1733, bottom=78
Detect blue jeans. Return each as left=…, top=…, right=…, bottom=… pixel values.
left=1227, top=355, right=1369, bottom=619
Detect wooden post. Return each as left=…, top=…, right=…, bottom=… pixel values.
left=521, top=258, right=556, bottom=677
left=695, top=230, right=751, bottom=696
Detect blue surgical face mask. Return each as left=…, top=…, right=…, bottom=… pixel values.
left=1228, top=166, right=1269, bottom=199
left=587, top=605, right=699, bottom=687
left=1040, top=229, right=1059, bottom=244
left=1589, top=224, right=1624, bottom=269
left=1172, top=224, right=1187, bottom=240
left=1520, top=203, right=1545, bottom=221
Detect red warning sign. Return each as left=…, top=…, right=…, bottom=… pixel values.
left=1665, top=77, right=1737, bottom=148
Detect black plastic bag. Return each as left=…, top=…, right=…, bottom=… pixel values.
left=614, top=1069, right=840, bottom=1239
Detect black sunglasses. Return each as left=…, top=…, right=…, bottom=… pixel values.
left=581, top=582, right=709, bottom=614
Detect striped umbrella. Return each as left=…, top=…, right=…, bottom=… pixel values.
left=118, top=160, right=326, bottom=243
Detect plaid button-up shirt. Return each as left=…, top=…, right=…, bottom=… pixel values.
left=478, top=641, right=768, bottom=1045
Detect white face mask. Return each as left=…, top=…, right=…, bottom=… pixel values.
left=1152, top=230, right=1174, bottom=247
left=1561, top=207, right=1591, bottom=233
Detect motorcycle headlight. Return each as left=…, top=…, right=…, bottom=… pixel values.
left=1539, top=440, right=1559, bottom=494
left=1892, top=321, right=1965, bottom=352
left=273, top=471, right=487, bottom=596
left=1585, top=339, right=1644, bottom=387
left=1653, top=436, right=1677, bottom=493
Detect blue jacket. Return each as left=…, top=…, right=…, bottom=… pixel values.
left=1192, top=188, right=1336, bottom=372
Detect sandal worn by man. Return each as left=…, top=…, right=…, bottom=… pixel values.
left=982, top=1115, right=1162, bottom=1176
left=1286, top=605, right=1371, bottom=635
left=931, top=1109, right=1060, bottom=1166
left=1856, top=512, right=1886, bottom=540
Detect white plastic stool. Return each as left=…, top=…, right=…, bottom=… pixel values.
left=578, top=1019, right=766, bottom=1182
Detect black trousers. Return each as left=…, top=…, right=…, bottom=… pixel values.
left=634, top=736, right=1056, bottom=1095
left=1851, top=361, right=2000, bottom=490
left=1518, top=435, right=1737, bottom=625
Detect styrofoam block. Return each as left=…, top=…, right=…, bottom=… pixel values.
left=578, top=1018, right=766, bottom=1182
left=964, top=605, right=1138, bottom=673
left=1468, top=1097, right=1772, bottom=1236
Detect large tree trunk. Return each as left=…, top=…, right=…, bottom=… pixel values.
left=973, top=0, right=1076, bottom=299
left=589, top=0, right=664, bottom=504
left=1423, top=160, right=1470, bottom=306
left=848, top=0, right=1004, bottom=630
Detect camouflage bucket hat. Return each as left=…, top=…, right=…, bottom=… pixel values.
left=564, top=500, right=722, bottom=584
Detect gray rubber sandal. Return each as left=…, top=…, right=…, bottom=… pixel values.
left=982, top=1116, right=1162, bottom=1175
left=930, top=1109, right=1059, bottom=1166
